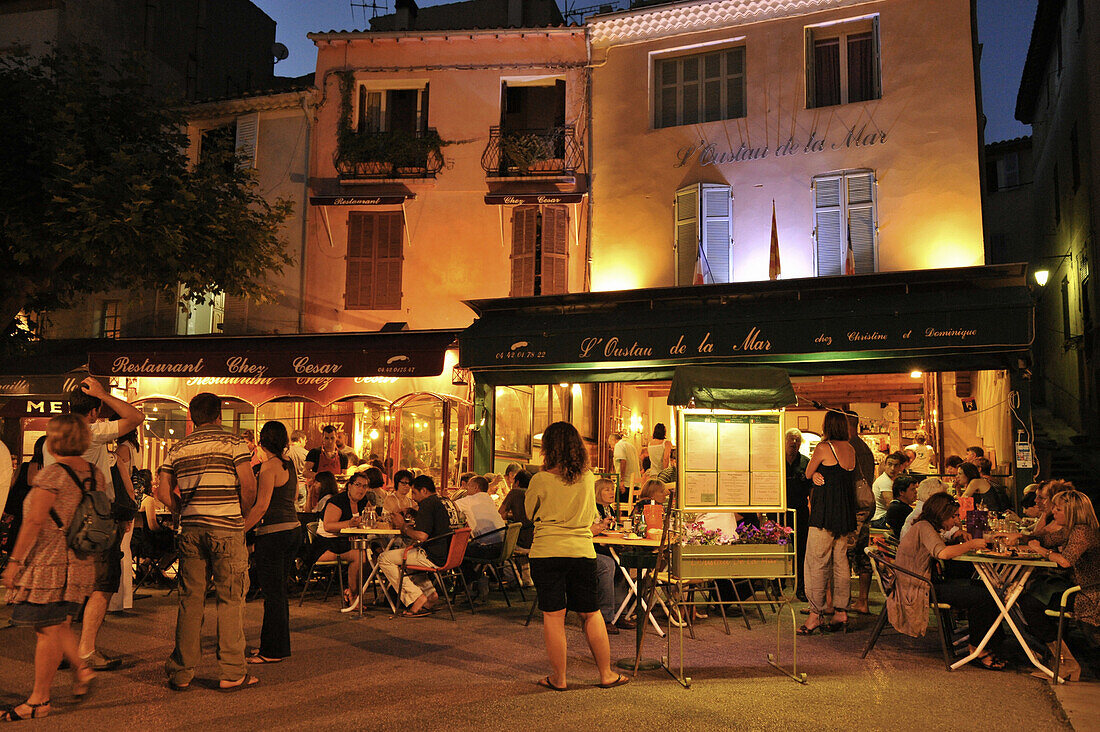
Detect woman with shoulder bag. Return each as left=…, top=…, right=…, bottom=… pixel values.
left=1, top=416, right=105, bottom=721
left=799, top=411, right=857, bottom=636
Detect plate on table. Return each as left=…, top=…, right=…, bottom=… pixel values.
left=975, top=549, right=1012, bottom=558
left=602, top=531, right=625, bottom=538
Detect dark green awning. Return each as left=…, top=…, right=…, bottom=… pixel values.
left=667, top=366, right=797, bottom=410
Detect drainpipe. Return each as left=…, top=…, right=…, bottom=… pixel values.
left=584, top=28, right=594, bottom=292
left=298, top=94, right=312, bottom=334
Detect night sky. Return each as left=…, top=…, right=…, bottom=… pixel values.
left=255, top=0, right=1036, bottom=143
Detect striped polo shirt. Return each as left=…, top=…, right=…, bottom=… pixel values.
left=159, top=424, right=250, bottom=531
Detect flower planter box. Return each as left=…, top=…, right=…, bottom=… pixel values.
left=671, top=543, right=794, bottom=580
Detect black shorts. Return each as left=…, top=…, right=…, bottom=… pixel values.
left=316, top=535, right=352, bottom=557
left=10, top=601, right=83, bottom=627
left=93, top=529, right=125, bottom=594
left=529, top=556, right=599, bottom=614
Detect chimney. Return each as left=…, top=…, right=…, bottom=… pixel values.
left=508, top=0, right=524, bottom=27
left=395, top=0, right=418, bottom=29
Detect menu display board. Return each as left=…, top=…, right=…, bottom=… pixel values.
left=677, top=410, right=786, bottom=512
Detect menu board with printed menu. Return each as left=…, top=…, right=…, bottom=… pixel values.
left=677, top=410, right=786, bottom=511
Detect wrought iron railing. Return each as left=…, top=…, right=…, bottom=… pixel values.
left=335, top=128, right=445, bottom=180
left=481, top=125, right=583, bottom=177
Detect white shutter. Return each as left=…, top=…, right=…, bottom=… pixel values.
left=235, top=113, right=259, bottom=169
left=700, top=183, right=732, bottom=283
left=847, top=172, right=876, bottom=273
left=674, top=186, right=699, bottom=286
left=814, top=176, right=843, bottom=276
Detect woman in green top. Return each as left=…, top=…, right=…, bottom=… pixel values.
left=525, top=422, right=628, bottom=691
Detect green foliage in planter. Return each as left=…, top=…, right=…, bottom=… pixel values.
left=500, top=131, right=553, bottom=172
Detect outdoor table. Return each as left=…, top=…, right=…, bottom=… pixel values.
left=341, top=526, right=402, bottom=616
left=594, top=535, right=668, bottom=637
left=948, top=550, right=1057, bottom=676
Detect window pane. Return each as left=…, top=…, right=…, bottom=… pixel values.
left=660, top=59, right=677, bottom=85
left=660, top=87, right=677, bottom=127
left=727, top=76, right=744, bottom=118
left=682, top=82, right=700, bottom=124
left=813, top=39, right=841, bottom=107
left=847, top=33, right=875, bottom=103
left=682, top=56, right=699, bottom=82
left=704, top=52, right=721, bottom=79
left=727, top=48, right=744, bottom=76
left=704, top=80, right=722, bottom=122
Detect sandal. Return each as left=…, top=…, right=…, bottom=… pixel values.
left=796, top=623, right=828, bottom=636
left=824, top=620, right=849, bottom=633
left=537, top=676, right=568, bottom=692
left=400, top=607, right=434, bottom=618
left=0, top=701, right=50, bottom=721
left=246, top=654, right=284, bottom=665
left=218, top=674, right=260, bottom=692
left=976, top=653, right=1006, bottom=671
left=597, top=674, right=630, bottom=689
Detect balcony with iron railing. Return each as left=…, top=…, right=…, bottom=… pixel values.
left=481, top=125, right=583, bottom=178
left=335, top=128, right=446, bottom=181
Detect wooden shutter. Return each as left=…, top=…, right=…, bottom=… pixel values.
left=805, top=28, right=816, bottom=108
left=700, top=183, right=732, bottom=283
left=345, top=211, right=403, bottom=310
left=510, top=206, right=538, bottom=297
left=235, top=113, right=258, bottom=168
left=814, top=176, right=844, bottom=276
left=674, top=186, right=699, bottom=285
left=870, top=16, right=882, bottom=99
left=847, top=172, right=877, bottom=273
left=154, top=287, right=178, bottom=336
left=222, top=295, right=249, bottom=335
left=540, top=205, right=569, bottom=295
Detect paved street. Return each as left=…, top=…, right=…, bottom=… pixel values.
left=0, top=586, right=1082, bottom=731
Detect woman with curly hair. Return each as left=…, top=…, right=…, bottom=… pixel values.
left=525, top=422, right=628, bottom=691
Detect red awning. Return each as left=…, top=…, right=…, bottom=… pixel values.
left=87, top=330, right=459, bottom=379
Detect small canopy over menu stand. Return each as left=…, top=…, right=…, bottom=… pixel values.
left=654, top=365, right=806, bottom=686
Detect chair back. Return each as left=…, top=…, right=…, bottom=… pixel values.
left=498, top=522, right=522, bottom=562
left=305, top=521, right=320, bottom=543
left=431, top=527, right=472, bottom=571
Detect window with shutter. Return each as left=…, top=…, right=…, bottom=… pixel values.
left=674, top=187, right=699, bottom=286
left=235, top=113, right=259, bottom=168
left=654, top=46, right=746, bottom=129
left=674, top=183, right=732, bottom=284
left=510, top=206, right=538, bottom=297
left=540, top=205, right=569, bottom=295
left=806, top=17, right=882, bottom=108
left=813, top=171, right=877, bottom=276
left=345, top=211, right=404, bottom=310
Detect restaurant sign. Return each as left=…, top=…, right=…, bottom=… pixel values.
left=309, top=195, right=413, bottom=206
left=484, top=193, right=585, bottom=205
left=460, top=295, right=1032, bottom=371
left=675, top=123, right=889, bottom=169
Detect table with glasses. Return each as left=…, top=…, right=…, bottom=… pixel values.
left=341, top=525, right=403, bottom=616
left=948, top=550, right=1057, bottom=676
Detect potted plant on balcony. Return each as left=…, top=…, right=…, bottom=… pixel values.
left=500, top=131, right=550, bottom=174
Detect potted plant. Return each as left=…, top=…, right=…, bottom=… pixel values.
left=671, top=516, right=794, bottom=579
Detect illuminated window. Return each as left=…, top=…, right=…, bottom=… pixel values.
left=806, top=18, right=881, bottom=108
left=99, top=300, right=121, bottom=339
left=510, top=205, right=569, bottom=296
left=813, top=171, right=877, bottom=275
left=654, top=47, right=745, bottom=129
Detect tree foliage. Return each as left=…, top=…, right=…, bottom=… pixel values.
left=0, top=45, right=294, bottom=332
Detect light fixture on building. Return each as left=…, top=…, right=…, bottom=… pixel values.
left=1033, top=269, right=1050, bottom=287
left=369, top=429, right=379, bottom=440
left=910, top=371, right=923, bottom=379
left=629, top=412, right=643, bottom=434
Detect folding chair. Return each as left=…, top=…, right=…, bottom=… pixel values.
left=464, top=522, right=526, bottom=607
left=298, top=521, right=347, bottom=606
left=861, top=549, right=957, bottom=670
left=396, top=527, right=474, bottom=621
left=1045, top=585, right=1083, bottom=682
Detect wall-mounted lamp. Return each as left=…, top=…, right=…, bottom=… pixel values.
left=629, top=412, right=643, bottom=435
left=1032, top=253, right=1072, bottom=287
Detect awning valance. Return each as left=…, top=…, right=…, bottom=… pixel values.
left=459, top=265, right=1034, bottom=384
left=668, top=366, right=797, bottom=410
left=87, top=330, right=460, bottom=379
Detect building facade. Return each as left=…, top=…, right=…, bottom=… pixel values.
left=586, top=0, right=986, bottom=290
left=1016, top=0, right=1098, bottom=434
left=984, top=136, right=1036, bottom=266
left=304, top=1, right=587, bottom=333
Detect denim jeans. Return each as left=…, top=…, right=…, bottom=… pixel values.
left=596, top=552, right=617, bottom=623
left=254, top=526, right=302, bottom=659
left=165, top=526, right=249, bottom=684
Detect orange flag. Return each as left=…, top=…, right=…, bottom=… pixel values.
left=768, top=200, right=781, bottom=280
left=844, top=215, right=856, bottom=275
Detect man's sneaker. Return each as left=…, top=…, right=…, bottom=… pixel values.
left=83, top=651, right=122, bottom=671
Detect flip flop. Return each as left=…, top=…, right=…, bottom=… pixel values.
left=796, top=624, right=828, bottom=636
left=976, top=654, right=1007, bottom=671
left=597, top=674, right=630, bottom=689
left=218, top=674, right=260, bottom=692
left=537, top=676, right=567, bottom=692
left=246, top=654, right=284, bottom=665
left=400, top=607, right=434, bottom=618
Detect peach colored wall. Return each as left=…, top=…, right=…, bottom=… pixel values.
left=306, top=31, right=588, bottom=333
left=588, top=0, right=985, bottom=290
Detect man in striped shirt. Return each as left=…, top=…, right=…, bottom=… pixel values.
left=157, top=393, right=258, bottom=692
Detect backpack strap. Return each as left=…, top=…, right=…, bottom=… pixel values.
left=50, top=463, right=96, bottom=529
